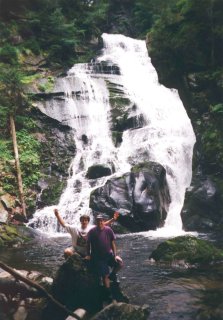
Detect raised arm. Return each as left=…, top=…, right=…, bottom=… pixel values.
left=54, top=208, right=66, bottom=227
left=104, top=211, right=119, bottom=226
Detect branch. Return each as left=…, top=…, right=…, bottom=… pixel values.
left=0, top=261, right=81, bottom=320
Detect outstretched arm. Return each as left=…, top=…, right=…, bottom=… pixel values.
left=104, top=211, right=119, bottom=226
left=54, top=209, right=66, bottom=227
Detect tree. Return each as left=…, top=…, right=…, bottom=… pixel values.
left=0, top=64, right=29, bottom=218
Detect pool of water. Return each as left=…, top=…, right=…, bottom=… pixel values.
left=0, top=232, right=223, bottom=320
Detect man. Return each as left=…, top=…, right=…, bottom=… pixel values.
left=86, top=214, right=123, bottom=301
left=54, top=209, right=119, bottom=258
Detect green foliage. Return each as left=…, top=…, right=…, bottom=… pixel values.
left=0, top=139, right=13, bottom=161
left=149, top=0, right=223, bottom=84
left=210, top=103, right=223, bottom=114
left=0, top=44, right=19, bottom=64
left=16, top=129, right=41, bottom=188
left=38, top=76, right=55, bottom=93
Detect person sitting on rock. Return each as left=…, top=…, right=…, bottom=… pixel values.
left=86, top=214, right=123, bottom=302
left=54, top=209, right=119, bottom=258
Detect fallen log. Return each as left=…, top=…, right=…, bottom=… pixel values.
left=0, top=261, right=81, bottom=320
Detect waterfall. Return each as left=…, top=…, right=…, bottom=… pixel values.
left=30, top=33, right=196, bottom=236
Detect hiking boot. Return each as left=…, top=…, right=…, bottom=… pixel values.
left=109, top=272, right=119, bottom=283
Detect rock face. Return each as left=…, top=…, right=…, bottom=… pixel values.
left=32, top=109, right=76, bottom=209
left=90, top=162, right=170, bottom=231
left=182, top=172, right=223, bottom=231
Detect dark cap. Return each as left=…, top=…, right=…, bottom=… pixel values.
left=96, top=214, right=104, bottom=220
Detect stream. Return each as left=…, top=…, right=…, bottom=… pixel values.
left=1, top=231, right=223, bottom=320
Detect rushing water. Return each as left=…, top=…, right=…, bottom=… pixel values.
left=30, top=33, right=195, bottom=237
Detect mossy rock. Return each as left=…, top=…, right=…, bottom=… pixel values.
left=5, top=225, right=19, bottom=236
left=150, top=236, right=223, bottom=266
left=0, top=223, right=32, bottom=247
left=0, top=237, right=4, bottom=247
left=40, top=179, right=66, bottom=207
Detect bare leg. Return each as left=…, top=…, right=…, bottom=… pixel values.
left=103, top=274, right=110, bottom=288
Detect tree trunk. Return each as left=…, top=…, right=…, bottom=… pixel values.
left=9, top=114, right=27, bottom=218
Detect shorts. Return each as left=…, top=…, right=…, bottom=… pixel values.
left=92, top=253, right=123, bottom=277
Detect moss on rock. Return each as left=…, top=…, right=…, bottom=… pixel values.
left=0, top=223, right=32, bottom=247
left=150, top=235, right=223, bottom=266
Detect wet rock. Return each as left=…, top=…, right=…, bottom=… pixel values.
left=32, top=109, right=76, bottom=209
left=150, top=235, right=223, bottom=267
left=86, top=165, right=112, bottom=179
left=90, top=161, right=170, bottom=231
left=42, top=254, right=129, bottom=320
left=91, top=302, right=149, bottom=320
left=182, top=172, right=223, bottom=231
left=42, top=254, right=102, bottom=320
left=0, top=224, right=34, bottom=247
left=0, top=202, right=8, bottom=223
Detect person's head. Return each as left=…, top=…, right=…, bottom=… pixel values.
left=80, top=214, right=90, bottom=228
left=96, top=214, right=105, bottom=230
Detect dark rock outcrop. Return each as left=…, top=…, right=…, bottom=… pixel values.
left=90, top=162, right=170, bottom=231
left=86, top=165, right=112, bottom=179
left=182, top=172, right=223, bottom=231
left=42, top=254, right=129, bottom=320
left=32, top=109, right=76, bottom=209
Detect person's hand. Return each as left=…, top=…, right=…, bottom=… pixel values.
left=115, top=255, right=123, bottom=265
left=84, top=255, right=91, bottom=260
left=54, top=208, right=59, bottom=216
left=113, top=211, right=119, bottom=220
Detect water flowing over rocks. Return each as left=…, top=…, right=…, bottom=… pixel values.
left=90, top=162, right=170, bottom=231
left=30, top=34, right=195, bottom=235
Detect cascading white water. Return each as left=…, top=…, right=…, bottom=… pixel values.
left=30, top=33, right=196, bottom=236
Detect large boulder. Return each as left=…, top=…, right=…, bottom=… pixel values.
left=90, top=162, right=170, bottom=231
left=42, top=254, right=129, bottom=320
left=150, top=235, right=223, bottom=267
